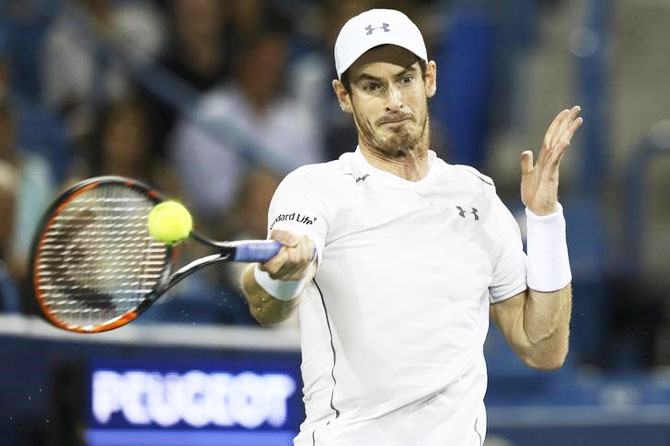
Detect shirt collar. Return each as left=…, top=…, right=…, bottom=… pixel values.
left=352, top=146, right=439, bottom=189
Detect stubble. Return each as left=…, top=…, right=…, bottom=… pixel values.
left=352, top=100, right=430, bottom=160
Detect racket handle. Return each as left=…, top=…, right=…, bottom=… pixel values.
left=232, top=240, right=283, bottom=263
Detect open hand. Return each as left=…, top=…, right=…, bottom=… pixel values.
left=521, top=106, right=584, bottom=215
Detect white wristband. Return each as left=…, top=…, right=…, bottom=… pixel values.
left=525, top=203, right=572, bottom=292
left=254, top=265, right=308, bottom=301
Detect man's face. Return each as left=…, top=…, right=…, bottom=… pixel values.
left=0, top=113, right=15, bottom=159
left=334, top=45, right=436, bottom=158
left=238, top=35, right=287, bottom=109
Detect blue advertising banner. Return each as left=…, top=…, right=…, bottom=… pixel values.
left=86, top=357, right=304, bottom=446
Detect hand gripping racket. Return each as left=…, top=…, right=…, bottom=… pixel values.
left=30, top=176, right=281, bottom=333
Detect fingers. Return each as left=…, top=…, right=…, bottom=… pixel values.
left=565, top=113, right=584, bottom=141
left=520, top=150, right=534, bottom=175
left=543, top=109, right=568, bottom=150
left=269, top=229, right=298, bottom=248
left=555, top=106, right=582, bottom=146
left=549, top=109, right=571, bottom=148
left=552, top=107, right=583, bottom=166
left=539, top=112, right=565, bottom=166
left=538, top=105, right=583, bottom=168
left=544, top=106, right=581, bottom=147
left=260, top=231, right=314, bottom=281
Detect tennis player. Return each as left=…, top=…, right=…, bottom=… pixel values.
left=240, top=8, right=582, bottom=446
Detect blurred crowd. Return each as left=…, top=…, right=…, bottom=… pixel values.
left=0, top=0, right=667, bottom=369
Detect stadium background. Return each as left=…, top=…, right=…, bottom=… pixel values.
left=0, top=0, right=668, bottom=445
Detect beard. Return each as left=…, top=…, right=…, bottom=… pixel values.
left=352, top=103, right=430, bottom=159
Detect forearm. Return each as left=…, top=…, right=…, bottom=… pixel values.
left=501, top=105, right=582, bottom=369
left=522, top=201, right=572, bottom=368
left=239, top=264, right=301, bottom=326
left=521, top=284, right=572, bottom=369
left=492, top=203, right=573, bottom=370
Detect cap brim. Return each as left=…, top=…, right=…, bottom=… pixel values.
left=337, top=36, right=427, bottom=79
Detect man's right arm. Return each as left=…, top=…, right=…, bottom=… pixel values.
left=239, top=229, right=316, bottom=326
left=240, top=264, right=302, bottom=325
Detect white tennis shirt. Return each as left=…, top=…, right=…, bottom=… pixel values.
left=267, top=148, right=528, bottom=446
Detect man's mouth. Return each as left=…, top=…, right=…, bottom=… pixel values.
left=379, top=117, right=411, bottom=125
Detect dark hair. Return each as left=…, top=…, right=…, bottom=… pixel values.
left=0, top=100, right=14, bottom=124
left=229, top=7, right=292, bottom=70
left=89, top=98, right=151, bottom=176
left=340, top=57, right=427, bottom=94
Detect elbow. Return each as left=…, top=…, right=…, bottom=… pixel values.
left=249, top=301, right=297, bottom=327
left=521, top=347, right=568, bottom=371
left=250, top=308, right=284, bottom=327
left=525, top=356, right=566, bottom=371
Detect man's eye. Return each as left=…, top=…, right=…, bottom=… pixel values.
left=401, top=75, right=413, bottom=84
left=363, top=83, right=381, bottom=92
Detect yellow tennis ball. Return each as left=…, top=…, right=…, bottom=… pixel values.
left=147, top=200, right=193, bottom=245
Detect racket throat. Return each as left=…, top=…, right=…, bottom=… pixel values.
left=164, top=252, right=232, bottom=291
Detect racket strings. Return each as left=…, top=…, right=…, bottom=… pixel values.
left=35, top=185, right=168, bottom=329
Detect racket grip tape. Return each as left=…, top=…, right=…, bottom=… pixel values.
left=232, top=240, right=283, bottom=263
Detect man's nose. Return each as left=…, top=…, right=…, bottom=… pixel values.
left=384, top=85, right=403, bottom=112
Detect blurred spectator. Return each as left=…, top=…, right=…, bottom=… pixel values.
left=224, top=167, right=282, bottom=241
left=88, top=99, right=152, bottom=179
left=42, top=0, right=165, bottom=140
left=219, top=167, right=282, bottom=323
left=0, top=53, right=9, bottom=103
left=0, top=101, right=56, bottom=285
left=145, top=0, right=228, bottom=158
left=0, top=161, right=21, bottom=313
left=289, top=0, right=375, bottom=161
left=222, top=167, right=282, bottom=280
left=1, top=27, right=73, bottom=183
left=170, top=24, right=324, bottom=226
left=165, top=0, right=227, bottom=92
left=0, top=162, right=15, bottom=255
left=226, top=0, right=266, bottom=38
left=82, top=98, right=177, bottom=194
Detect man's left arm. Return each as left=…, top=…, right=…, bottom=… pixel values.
left=491, top=285, right=572, bottom=370
left=491, top=106, right=583, bottom=370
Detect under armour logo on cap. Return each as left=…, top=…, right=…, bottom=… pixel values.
left=456, top=206, right=479, bottom=221
left=334, top=9, right=428, bottom=79
left=365, top=23, right=390, bottom=35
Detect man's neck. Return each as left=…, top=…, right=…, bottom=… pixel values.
left=359, top=142, right=430, bottom=182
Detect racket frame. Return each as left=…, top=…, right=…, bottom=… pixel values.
left=31, top=176, right=280, bottom=333
left=30, top=176, right=177, bottom=332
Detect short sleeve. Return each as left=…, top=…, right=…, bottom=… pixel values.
left=267, top=168, right=330, bottom=265
left=488, top=195, right=528, bottom=303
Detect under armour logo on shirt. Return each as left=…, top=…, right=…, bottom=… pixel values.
left=456, top=206, right=479, bottom=221
left=365, top=23, right=390, bottom=35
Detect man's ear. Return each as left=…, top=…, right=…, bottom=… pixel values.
left=425, top=61, right=437, bottom=99
left=332, top=79, right=353, bottom=114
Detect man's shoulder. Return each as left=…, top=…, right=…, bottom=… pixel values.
left=444, top=164, right=496, bottom=195
left=276, top=153, right=364, bottom=200
left=272, top=157, right=356, bottom=218
left=451, top=164, right=495, bottom=187
left=285, top=155, right=355, bottom=186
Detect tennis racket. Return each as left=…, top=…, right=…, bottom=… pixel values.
left=30, top=176, right=282, bottom=333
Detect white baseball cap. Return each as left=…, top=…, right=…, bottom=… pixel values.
left=334, top=9, right=428, bottom=79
